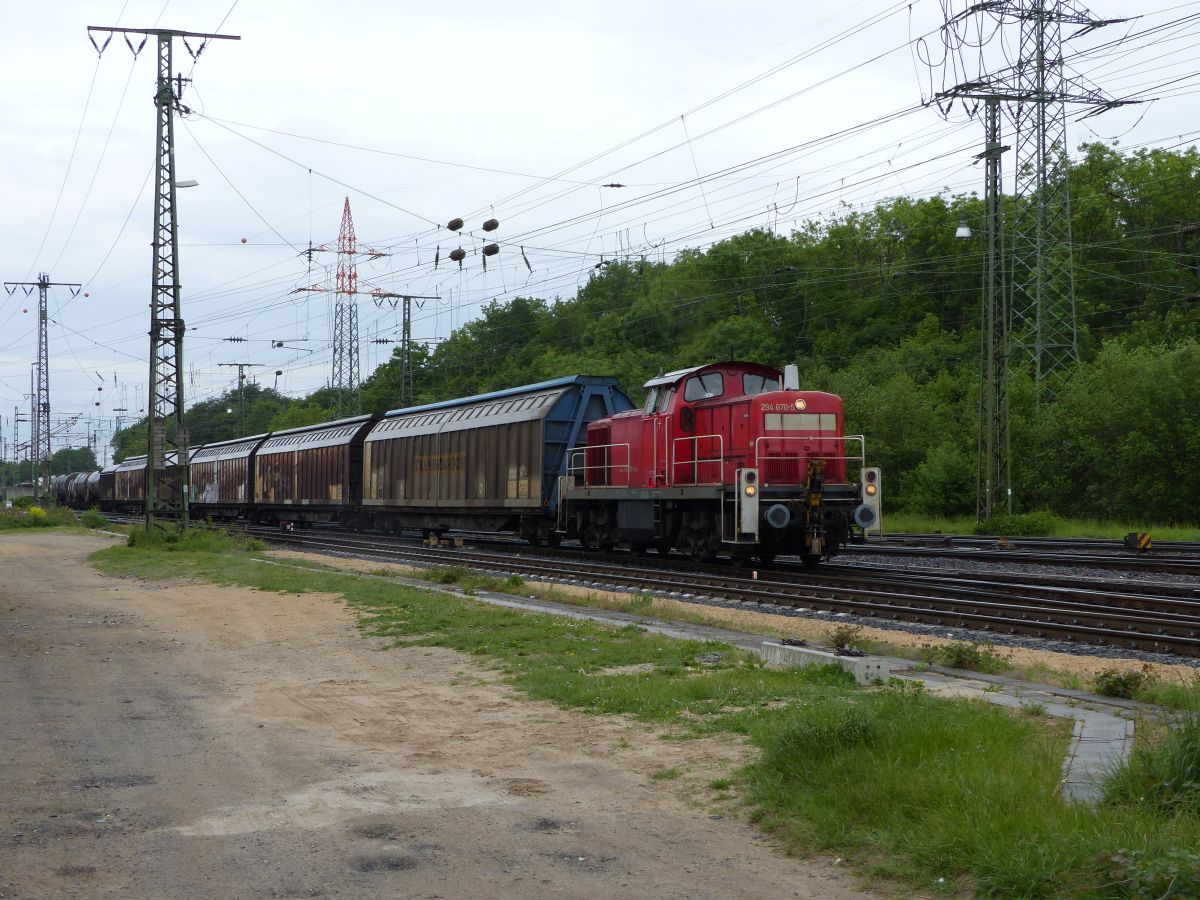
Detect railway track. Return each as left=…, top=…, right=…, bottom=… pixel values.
left=250, top=526, right=1200, bottom=659
left=844, top=539, right=1200, bottom=577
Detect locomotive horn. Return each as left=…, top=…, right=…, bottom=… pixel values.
left=765, top=503, right=791, bottom=530
left=852, top=504, right=877, bottom=529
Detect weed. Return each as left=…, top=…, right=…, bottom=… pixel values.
left=626, top=591, right=654, bottom=613
left=1020, top=701, right=1048, bottom=718
left=709, top=777, right=734, bottom=790
left=0, top=505, right=77, bottom=530
left=973, top=510, right=1063, bottom=536
left=80, top=507, right=108, bottom=529
left=1105, top=717, right=1200, bottom=815
left=920, top=641, right=1010, bottom=674
left=650, top=768, right=681, bottom=781
left=826, top=623, right=864, bottom=653
left=1093, top=664, right=1157, bottom=699
left=1106, top=847, right=1200, bottom=898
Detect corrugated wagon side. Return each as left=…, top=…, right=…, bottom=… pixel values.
left=189, top=433, right=270, bottom=521
left=252, top=415, right=378, bottom=526
left=361, top=375, right=632, bottom=543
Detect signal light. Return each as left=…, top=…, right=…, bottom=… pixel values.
left=737, top=468, right=760, bottom=536
left=860, top=467, right=882, bottom=535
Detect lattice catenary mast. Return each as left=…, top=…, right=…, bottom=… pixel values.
left=4, top=274, right=81, bottom=499
left=88, top=24, right=240, bottom=528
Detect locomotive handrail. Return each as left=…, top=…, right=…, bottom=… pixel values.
left=567, top=442, right=633, bottom=487
left=754, top=434, right=866, bottom=484
left=671, top=433, right=725, bottom=485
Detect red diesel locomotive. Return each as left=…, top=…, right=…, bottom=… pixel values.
left=558, top=360, right=874, bottom=563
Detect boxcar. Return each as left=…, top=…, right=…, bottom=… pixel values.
left=190, top=433, right=270, bottom=520
left=112, top=455, right=148, bottom=513
left=253, top=415, right=378, bottom=525
left=360, top=375, right=633, bottom=544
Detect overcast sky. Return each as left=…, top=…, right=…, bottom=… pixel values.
left=1, top=0, right=1196, bottom=463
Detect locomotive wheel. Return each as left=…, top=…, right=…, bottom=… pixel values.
left=757, top=552, right=776, bottom=565
left=547, top=532, right=562, bottom=548
left=800, top=553, right=822, bottom=567
left=655, top=542, right=672, bottom=556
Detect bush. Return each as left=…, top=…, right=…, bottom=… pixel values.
left=126, top=524, right=262, bottom=553
left=80, top=507, right=108, bottom=529
left=974, top=510, right=1063, bottom=536
left=825, top=623, right=865, bottom=653
left=1093, top=664, right=1157, bottom=699
left=919, top=641, right=1010, bottom=674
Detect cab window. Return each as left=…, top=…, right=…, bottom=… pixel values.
left=644, top=387, right=660, bottom=414
left=683, top=372, right=724, bottom=402
left=743, top=373, right=780, bottom=395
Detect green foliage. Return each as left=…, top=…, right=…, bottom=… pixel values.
left=825, top=623, right=865, bottom=652
left=919, top=641, right=1011, bottom=674
left=1105, top=718, right=1200, bottom=817
left=975, top=510, right=1064, bottom=537
left=80, top=507, right=108, bottom=529
left=1105, top=847, right=1200, bottom=899
left=1092, top=664, right=1158, bottom=700
left=125, top=524, right=263, bottom=553
left=0, top=505, right=76, bottom=530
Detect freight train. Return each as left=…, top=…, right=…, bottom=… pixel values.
left=56, top=361, right=878, bottom=564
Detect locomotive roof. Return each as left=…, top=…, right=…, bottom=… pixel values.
left=642, top=360, right=782, bottom=390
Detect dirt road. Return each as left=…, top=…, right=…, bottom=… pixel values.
left=0, top=532, right=877, bottom=899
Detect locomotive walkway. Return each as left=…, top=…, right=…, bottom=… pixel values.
left=255, top=553, right=1144, bottom=804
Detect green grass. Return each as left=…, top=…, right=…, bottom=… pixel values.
left=0, top=505, right=78, bottom=530
left=88, top=541, right=1200, bottom=897
left=884, top=512, right=1200, bottom=541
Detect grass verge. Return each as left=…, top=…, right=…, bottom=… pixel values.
left=0, top=504, right=78, bottom=530
left=89, top=541, right=1200, bottom=897
left=884, top=512, right=1200, bottom=541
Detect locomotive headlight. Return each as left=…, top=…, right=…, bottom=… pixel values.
left=794, top=398, right=807, bottom=410
left=744, top=484, right=757, bottom=497
left=865, top=483, right=878, bottom=496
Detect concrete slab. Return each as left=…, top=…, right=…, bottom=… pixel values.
left=760, top=641, right=902, bottom=685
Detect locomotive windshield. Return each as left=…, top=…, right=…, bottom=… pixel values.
left=683, top=372, right=724, bottom=401
left=742, top=373, right=780, bottom=395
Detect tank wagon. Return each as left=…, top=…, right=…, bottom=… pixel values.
left=60, top=362, right=874, bottom=564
